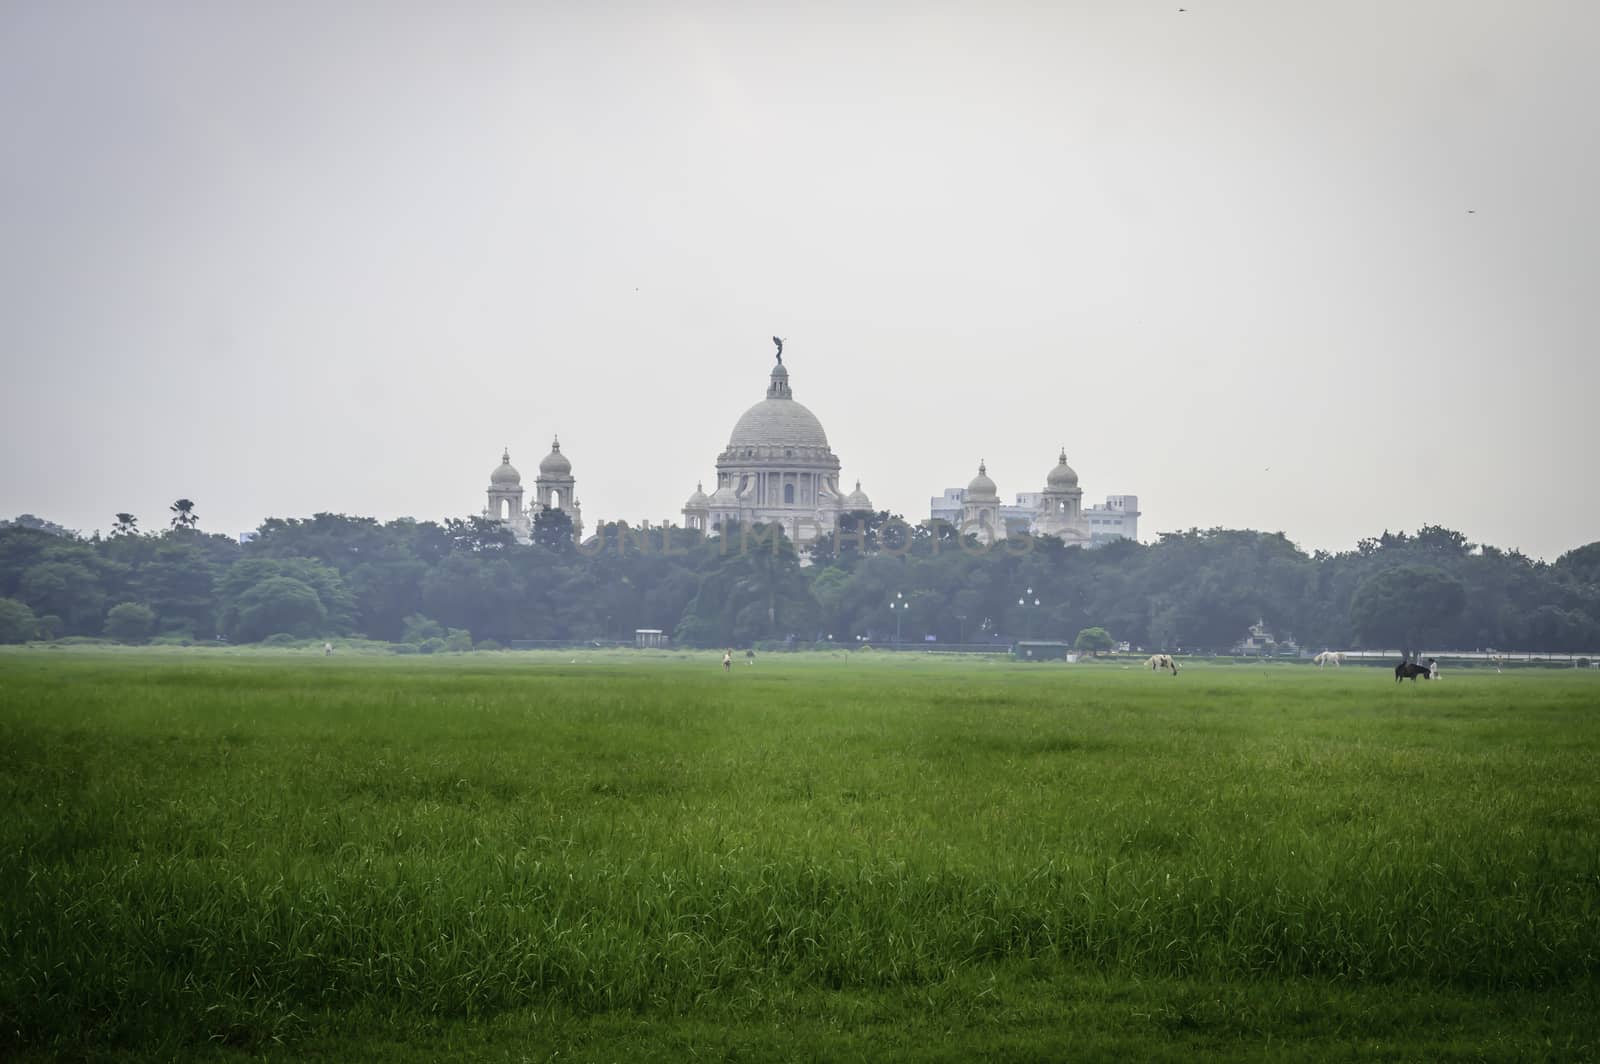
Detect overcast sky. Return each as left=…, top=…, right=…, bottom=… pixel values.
left=2, top=1, right=1595, bottom=559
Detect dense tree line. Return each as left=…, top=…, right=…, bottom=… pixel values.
left=1, top=507, right=1597, bottom=653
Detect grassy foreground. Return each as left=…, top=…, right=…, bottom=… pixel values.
left=1, top=650, right=1597, bottom=1061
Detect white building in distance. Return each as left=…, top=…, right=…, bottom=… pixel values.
left=483, top=438, right=583, bottom=544
left=930, top=454, right=1139, bottom=547
left=682, top=351, right=872, bottom=544
left=476, top=342, right=1134, bottom=550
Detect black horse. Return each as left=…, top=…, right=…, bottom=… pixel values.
left=1395, top=660, right=1432, bottom=682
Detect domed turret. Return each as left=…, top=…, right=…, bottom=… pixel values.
left=485, top=448, right=529, bottom=541
left=843, top=479, right=873, bottom=511
left=960, top=460, right=1004, bottom=545
left=539, top=436, right=572, bottom=476
left=1032, top=448, right=1089, bottom=545
left=680, top=481, right=712, bottom=531
left=967, top=460, right=998, bottom=500
left=490, top=448, right=521, bottom=486
left=1046, top=449, right=1079, bottom=489
left=534, top=435, right=580, bottom=541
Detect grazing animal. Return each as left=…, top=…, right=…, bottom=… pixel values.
left=1313, top=651, right=1344, bottom=668
left=1394, top=661, right=1432, bottom=682
left=1147, top=653, right=1178, bottom=675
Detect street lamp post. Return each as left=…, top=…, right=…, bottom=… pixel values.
left=889, top=591, right=906, bottom=647
left=1017, top=587, right=1040, bottom=640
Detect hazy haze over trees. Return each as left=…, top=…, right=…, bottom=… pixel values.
left=1, top=512, right=1596, bottom=653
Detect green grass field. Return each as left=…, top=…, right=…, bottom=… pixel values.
left=2, top=649, right=1597, bottom=1061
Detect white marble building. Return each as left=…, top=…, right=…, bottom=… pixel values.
left=483, top=438, right=583, bottom=544
left=682, top=354, right=872, bottom=544
left=929, top=453, right=1138, bottom=546
left=477, top=344, right=1133, bottom=551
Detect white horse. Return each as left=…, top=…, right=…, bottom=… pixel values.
left=1146, top=653, right=1178, bottom=675
left=1313, top=651, right=1344, bottom=668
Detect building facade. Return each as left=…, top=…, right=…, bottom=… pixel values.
left=482, top=438, right=583, bottom=544
left=1084, top=495, right=1140, bottom=545
left=928, top=454, right=1139, bottom=546
left=682, top=353, right=872, bottom=544
left=474, top=342, right=1136, bottom=550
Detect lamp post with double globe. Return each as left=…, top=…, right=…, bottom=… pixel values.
left=889, top=591, right=907, bottom=647
left=1018, top=587, right=1040, bottom=640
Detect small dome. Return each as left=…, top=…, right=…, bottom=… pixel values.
left=490, top=449, right=521, bottom=486
left=1047, top=449, right=1079, bottom=489
left=967, top=461, right=998, bottom=500
left=684, top=482, right=709, bottom=509
left=844, top=479, right=873, bottom=510
left=539, top=436, right=571, bottom=476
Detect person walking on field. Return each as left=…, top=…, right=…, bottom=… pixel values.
left=723, top=649, right=732, bottom=673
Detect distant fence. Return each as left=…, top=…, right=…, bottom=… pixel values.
left=494, top=640, right=1595, bottom=665
left=868, top=642, right=1013, bottom=655
left=1333, top=650, right=1598, bottom=667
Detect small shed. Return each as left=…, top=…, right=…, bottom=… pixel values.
left=635, top=629, right=668, bottom=649
left=1012, top=640, right=1072, bottom=661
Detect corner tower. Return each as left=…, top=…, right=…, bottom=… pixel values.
left=535, top=436, right=583, bottom=541
left=961, top=461, right=1004, bottom=544
left=1030, top=449, right=1089, bottom=544
left=485, top=448, right=530, bottom=541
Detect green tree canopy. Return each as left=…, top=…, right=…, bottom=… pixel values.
left=0, top=511, right=1594, bottom=653
left=234, top=577, right=328, bottom=641
left=19, top=561, right=106, bottom=634
left=1074, top=626, right=1115, bottom=653
left=169, top=499, right=198, bottom=530
left=0, top=597, right=37, bottom=643
left=401, top=614, right=445, bottom=643
left=1349, top=565, right=1467, bottom=651
left=533, top=507, right=574, bottom=552
left=104, top=602, right=156, bottom=644
left=1556, top=541, right=1600, bottom=588
left=218, top=557, right=354, bottom=640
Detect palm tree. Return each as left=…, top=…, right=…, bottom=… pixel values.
left=112, top=513, right=139, bottom=536
left=169, top=499, right=198, bottom=530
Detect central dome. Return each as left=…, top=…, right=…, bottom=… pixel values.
left=725, top=355, right=833, bottom=451
left=728, top=398, right=831, bottom=450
